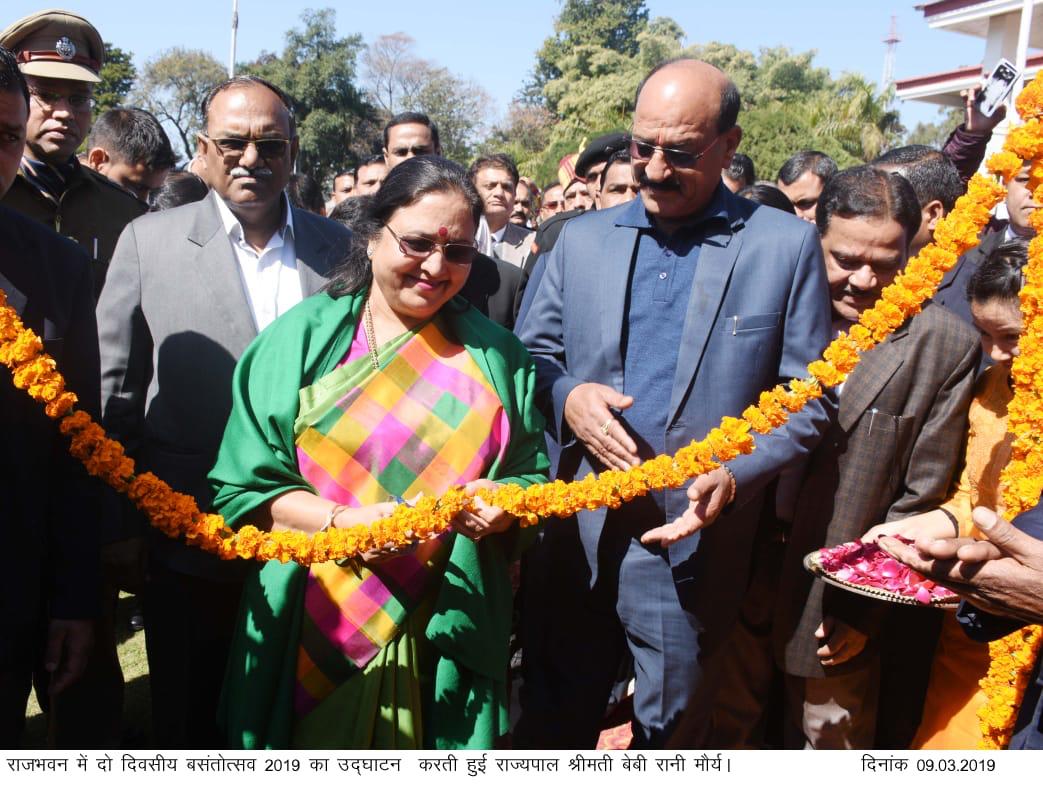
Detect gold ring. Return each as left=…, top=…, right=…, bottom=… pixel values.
left=599, top=418, right=612, bottom=435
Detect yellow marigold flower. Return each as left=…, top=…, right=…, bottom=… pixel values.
left=988, top=149, right=1026, bottom=183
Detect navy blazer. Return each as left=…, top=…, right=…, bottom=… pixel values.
left=517, top=190, right=835, bottom=629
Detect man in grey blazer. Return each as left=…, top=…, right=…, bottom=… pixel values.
left=469, top=153, right=535, bottom=267
left=96, top=76, right=349, bottom=747
left=515, top=59, right=835, bottom=748
left=769, top=167, right=980, bottom=748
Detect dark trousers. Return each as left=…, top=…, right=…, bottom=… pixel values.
left=514, top=517, right=714, bottom=749
left=143, top=561, right=244, bottom=748
left=0, top=662, right=33, bottom=748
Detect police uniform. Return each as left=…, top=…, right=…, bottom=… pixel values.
left=0, top=10, right=146, bottom=299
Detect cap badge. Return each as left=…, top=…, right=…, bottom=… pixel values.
left=55, top=37, right=77, bottom=61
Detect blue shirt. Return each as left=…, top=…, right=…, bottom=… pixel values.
left=614, top=185, right=730, bottom=521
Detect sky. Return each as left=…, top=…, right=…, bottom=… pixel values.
left=3, top=0, right=1003, bottom=132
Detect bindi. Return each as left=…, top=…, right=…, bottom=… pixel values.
left=438, top=226, right=448, bottom=238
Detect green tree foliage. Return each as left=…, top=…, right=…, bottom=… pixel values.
left=94, top=42, right=136, bottom=115
left=509, top=0, right=904, bottom=186
left=904, top=106, right=963, bottom=149
left=133, top=48, right=226, bottom=159
left=525, top=0, right=649, bottom=109
left=362, top=33, right=492, bottom=164
left=241, top=8, right=373, bottom=185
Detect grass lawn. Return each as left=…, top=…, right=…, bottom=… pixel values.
left=23, top=594, right=151, bottom=747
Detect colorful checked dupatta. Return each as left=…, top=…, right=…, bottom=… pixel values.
left=290, top=315, right=509, bottom=744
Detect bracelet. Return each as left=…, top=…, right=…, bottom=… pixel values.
left=319, top=503, right=350, bottom=532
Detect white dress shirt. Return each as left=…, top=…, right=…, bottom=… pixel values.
left=214, top=192, right=303, bottom=331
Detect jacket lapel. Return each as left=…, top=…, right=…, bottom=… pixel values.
left=188, top=193, right=257, bottom=347
left=600, top=220, right=640, bottom=392
left=837, top=321, right=910, bottom=431
left=667, top=215, right=743, bottom=425
left=293, top=210, right=333, bottom=296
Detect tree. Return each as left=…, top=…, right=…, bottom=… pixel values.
left=94, top=42, right=136, bottom=114
left=362, top=33, right=493, bottom=164
left=241, top=8, right=373, bottom=184
left=905, top=106, right=963, bottom=149
left=525, top=0, right=650, bottom=108
left=133, top=48, right=226, bottom=158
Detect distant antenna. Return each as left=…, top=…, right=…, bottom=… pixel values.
left=882, top=15, right=901, bottom=90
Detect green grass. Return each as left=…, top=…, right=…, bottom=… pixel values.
left=23, top=593, right=151, bottom=747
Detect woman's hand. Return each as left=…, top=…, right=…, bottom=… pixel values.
left=333, top=501, right=408, bottom=565
left=860, top=510, right=956, bottom=544
left=451, top=480, right=514, bottom=540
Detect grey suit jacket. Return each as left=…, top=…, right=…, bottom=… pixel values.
left=773, top=302, right=981, bottom=678
left=97, top=191, right=350, bottom=579
left=493, top=221, right=535, bottom=267
left=518, top=191, right=836, bottom=645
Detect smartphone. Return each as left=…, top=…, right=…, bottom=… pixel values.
left=976, top=58, right=1021, bottom=117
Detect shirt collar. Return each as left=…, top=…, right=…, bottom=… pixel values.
left=214, top=190, right=295, bottom=245
left=490, top=223, right=508, bottom=243
left=615, top=181, right=730, bottom=232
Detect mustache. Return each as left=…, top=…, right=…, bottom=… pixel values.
left=229, top=166, right=273, bottom=179
left=635, top=170, right=681, bottom=194
left=841, top=287, right=877, bottom=300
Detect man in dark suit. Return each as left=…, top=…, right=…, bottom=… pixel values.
left=0, top=45, right=101, bottom=747
left=515, top=58, right=834, bottom=747
left=771, top=167, right=980, bottom=748
left=97, top=76, right=350, bottom=747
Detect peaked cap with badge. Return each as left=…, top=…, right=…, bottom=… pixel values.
left=0, top=9, right=104, bottom=83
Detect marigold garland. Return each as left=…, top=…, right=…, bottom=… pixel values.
left=976, top=79, right=1043, bottom=748
left=0, top=161, right=1003, bottom=566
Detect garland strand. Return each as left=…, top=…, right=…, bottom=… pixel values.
left=0, top=169, right=1002, bottom=565
left=975, top=84, right=1043, bottom=748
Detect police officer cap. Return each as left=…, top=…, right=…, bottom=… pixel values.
left=0, top=9, right=104, bottom=83
left=575, top=132, right=629, bottom=180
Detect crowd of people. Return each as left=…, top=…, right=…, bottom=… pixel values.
left=2, top=8, right=1043, bottom=752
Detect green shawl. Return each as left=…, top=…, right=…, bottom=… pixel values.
left=209, top=290, right=549, bottom=749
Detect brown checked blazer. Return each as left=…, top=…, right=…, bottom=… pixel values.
left=772, top=302, right=980, bottom=679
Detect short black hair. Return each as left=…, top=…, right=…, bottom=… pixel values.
left=873, top=145, right=963, bottom=214
left=967, top=239, right=1027, bottom=304
left=87, top=107, right=177, bottom=171
left=778, top=150, right=838, bottom=186
left=600, top=148, right=631, bottom=190
left=328, top=155, right=482, bottom=297
left=328, top=196, right=367, bottom=229
left=725, top=153, right=755, bottom=187
left=0, top=45, right=29, bottom=109
left=201, top=75, right=296, bottom=135
left=816, top=165, right=922, bottom=247
left=468, top=153, right=520, bottom=188
left=382, top=111, right=440, bottom=152
left=288, top=172, right=325, bottom=215
left=334, top=168, right=356, bottom=182
left=358, top=153, right=386, bottom=170
left=150, top=171, right=209, bottom=211
left=634, top=58, right=741, bottom=134
left=738, top=182, right=795, bottom=215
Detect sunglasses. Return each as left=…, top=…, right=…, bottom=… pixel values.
left=204, top=135, right=291, bottom=160
left=385, top=224, right=478, bottom=265
left=628, top=134, right=720, bottom=169
left=28, top=87, right=95, bottom=112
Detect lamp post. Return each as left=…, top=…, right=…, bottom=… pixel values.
left=228, top=0, right=239, bottom=78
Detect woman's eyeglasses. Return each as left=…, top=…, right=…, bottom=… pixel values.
left=628, top=134, right=720, bottom=169
left=384, top=225, right=478, bottom=265
left=203, top=135, right=291, bottom=160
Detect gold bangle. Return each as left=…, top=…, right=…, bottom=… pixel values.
left=319, top=504, right=350, bottom=532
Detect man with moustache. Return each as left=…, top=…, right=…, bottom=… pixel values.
left=96, top=76, right=350, bottom=747
left=516, top=58, right=834, bottom=747
left=470, top=152, right=534, bottom=267
left=0, top=10, right=146, bottom=298
left=382, top=111, right=440, bottom=169
left=769, top=166, right=980, bottom=749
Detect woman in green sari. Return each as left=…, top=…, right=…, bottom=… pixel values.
left=209, top=156, right=549, bottom=749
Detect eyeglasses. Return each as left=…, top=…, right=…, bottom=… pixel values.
left=384, top=224, right=478, bottom=265
left=28, top=87, right=95, bottom=112
left=203, top=134, right=291, bottom=160
left=628, top=134, right=720, bottom=169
